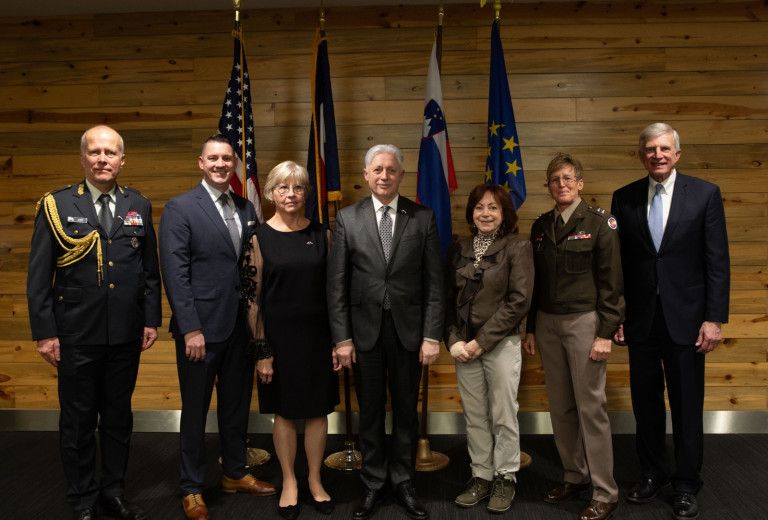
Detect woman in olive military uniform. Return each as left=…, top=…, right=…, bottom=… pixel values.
left=523, top=153, right=624, bottom=520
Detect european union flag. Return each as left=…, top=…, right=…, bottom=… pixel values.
left=485, top=19, right=526, bottom=210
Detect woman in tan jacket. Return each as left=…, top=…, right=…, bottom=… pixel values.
left=444, top=184, right=534, bottom=514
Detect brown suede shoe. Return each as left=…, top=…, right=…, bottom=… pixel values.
left=543, top=481, right=591, bottom=503
left=221, top=474, right=277, bottom=496
left=579, top=500, right=618, bottom=520
left=182, top=494, right=210, bottom=520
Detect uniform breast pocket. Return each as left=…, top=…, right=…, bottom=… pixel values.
left=564, top=240, right=593, bottom=274
left=64, top=222, right=93, bottom=238
left=120, top=224, right=145, bottom=241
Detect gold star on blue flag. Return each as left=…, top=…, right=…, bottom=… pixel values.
left=485, top=19, right=526, bottom=210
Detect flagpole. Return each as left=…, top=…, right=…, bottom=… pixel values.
left=232, top=0, right=269, bottom=467
left=481, top=0, right=533, bottom=471
left=415, top=1, right=449, bottom=473
left=233, top=1, right=248, bottom=201
left=320, top=0, right=360, bottom=470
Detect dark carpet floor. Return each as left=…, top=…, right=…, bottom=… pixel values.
left=0, top=432, right=764, bottom=519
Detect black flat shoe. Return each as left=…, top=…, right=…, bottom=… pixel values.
left=312, top=497, right=334, bottom=514
left=278, top=503, right=300, bottom=520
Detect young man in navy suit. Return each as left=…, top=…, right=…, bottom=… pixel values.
left=160, top=135, right=275, bottom=520
left=611, top=123, right=730, bottom=520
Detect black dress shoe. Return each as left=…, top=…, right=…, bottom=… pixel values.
left=672, top=493, right=699, bottom=519
left=99, top=495, right=148, bottom=520
left=312, top=497, right=334, bottom=515
left=625, top=477, right=668, bottom=503
left=395, top=481, right=428, bottom=520
left=353, top=488, right=383, bottom=520
left=278, top=503, right=300, bottom=520
left=73, top=508, right=97, bottom=520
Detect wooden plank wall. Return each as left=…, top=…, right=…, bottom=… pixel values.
left=1, top=1, right=766, bottom=414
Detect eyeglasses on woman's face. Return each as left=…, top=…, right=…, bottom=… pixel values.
left=273, top=184, right=304, bottom=196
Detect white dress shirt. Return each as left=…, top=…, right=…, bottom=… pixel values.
left=372, top=194, right=399, bottom=234
left=647, top=169, right=676, bottom=232
left=201, top=180, right=242, bottom=238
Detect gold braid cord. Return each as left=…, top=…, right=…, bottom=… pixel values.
left=41, top=194, right=104, bottom=286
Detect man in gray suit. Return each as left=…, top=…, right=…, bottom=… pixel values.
left=328, top=144, right=445, bottom=520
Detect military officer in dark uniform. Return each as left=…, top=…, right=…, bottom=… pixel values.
left=27, top=125, right=161, bottom=520
left=522, top=153, right=624, bottom=520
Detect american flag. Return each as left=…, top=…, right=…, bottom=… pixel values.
left=218, top=24, right=263, bottom=222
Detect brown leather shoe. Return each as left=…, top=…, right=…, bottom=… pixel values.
left=544, top=481, right=591, bottom=503
left=221, top=473, right=277, bottom=496
left=579, top=499, right=618, bottom=520
left=182, top=494, right=209, bottom=520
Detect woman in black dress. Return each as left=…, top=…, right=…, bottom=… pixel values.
left=242, top=161, right=339, bottom=519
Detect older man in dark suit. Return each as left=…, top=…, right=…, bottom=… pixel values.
left=328, top=144, right=445, bottom=520
left=28, top=125, right=161, bottom=520
left=611, top=123, right=730, bottom=520
left=160, top=134, right=275, bottom=520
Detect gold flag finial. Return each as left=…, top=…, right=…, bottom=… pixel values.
left=480, top=0, right=506, bottom=20
left=320, top=5, right=326, bottom=33
left=233, top=0, right=241, bottom=22
left=438, top=2, right=444, bottom=26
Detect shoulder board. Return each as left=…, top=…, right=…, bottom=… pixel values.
left=36, top=185, right=72, bottom=213
left=47, top=185, right=73, bottom=197
left=536, top=210, right=554, bottom=221
left=587, top=206, right=609, bottom=218
left=120, top=185, right=149, bottom=200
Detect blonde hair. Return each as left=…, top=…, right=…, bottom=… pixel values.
left=264, top=161, right=311, bottom=202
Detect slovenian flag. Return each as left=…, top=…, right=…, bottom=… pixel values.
left=416, top=39, right=458, bottom=256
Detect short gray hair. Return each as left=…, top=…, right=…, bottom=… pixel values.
left=639, top=122, right=680, bottom=151
left=364, top=144, right=404, bottom=170
left=264, top=160, right=311, bottom=202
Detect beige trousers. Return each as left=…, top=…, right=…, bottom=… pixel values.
left=456, top=334, right=522, bottom=482
left=536, top=310, right=618, bottom=502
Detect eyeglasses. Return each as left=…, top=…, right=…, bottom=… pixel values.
left=547, top=175, right=579, bottom=185
left=273, top=184, right=304, bottom=196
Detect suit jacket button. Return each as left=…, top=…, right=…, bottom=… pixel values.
left=58, top=296, right=63, bottom=301
left=108, top=261, right=114, bottom=267
left=109, top=283, right=115, bottom=289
